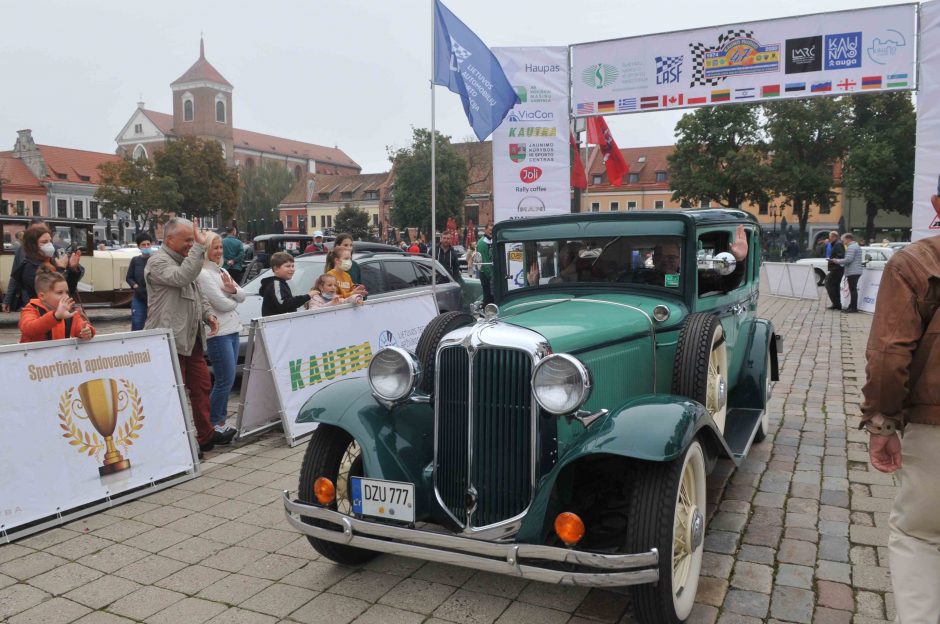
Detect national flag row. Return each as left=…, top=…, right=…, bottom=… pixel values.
left=574, top=74, right=911, bottom=114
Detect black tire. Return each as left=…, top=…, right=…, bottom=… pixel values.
left=815, top=269, right=826, bottom=287
left=298, top=425, right=378, bottom=565
left=672, top=313, right=727, bottom=431
left=626, top=441, right=707, bottom=624
left=415, top=311, right=474, bottom=394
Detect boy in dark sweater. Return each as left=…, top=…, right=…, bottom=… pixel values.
left=260, top=252, right=314, bottom=316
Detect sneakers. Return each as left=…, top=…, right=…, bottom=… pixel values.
left=212, top=425, right=237, bottom=445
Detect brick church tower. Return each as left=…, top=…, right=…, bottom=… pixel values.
left=170, top=38, right=234, bottom=164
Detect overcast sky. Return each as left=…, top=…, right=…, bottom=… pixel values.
left=0, top=0, right=913, bottom=173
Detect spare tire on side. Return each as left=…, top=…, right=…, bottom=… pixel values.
left=414, top=311, right=474, bottom=394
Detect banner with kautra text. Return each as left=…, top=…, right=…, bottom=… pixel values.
left=237, top=292, right=439, bottom=446
left=0, top=330, right=197, bottom=541
left=571, top=4, right=916, bottom=117
left=492, top=47, right=571, bottom=223
left=912, top=0, right=940, bottom=241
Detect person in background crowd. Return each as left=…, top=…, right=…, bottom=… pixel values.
left=3, top=218, right=47, bottom=313
left=825, top=231, right=846, bottom=311
left=861, top=231, right=940, bottom=622
left=260, top=251, right=313, bottom=316
left=331, top=233, right=362, bottom=283
left=307, top=273, right=362, bottom=309
left=5, top=224, right=83, bottom=311
left=221, top=226, right=245, bottom=285
left=786, top=239, right=800, bottom=263
left=304, top=231, right=328, bottom=255
left=11, top=230, right=23, bottom=251
left=407, top=241, right=421, bottom=254
left=465, top=242, right=478, bottom=278
left=144, top=217, right=219, bottom=456
left=829, top=233, right=862, bottom=313
left=436, top=232, right=462, bottom=281
left=19, top=268, right=95, bottom=343
left=418, top=235, right=429, bottom=255
left=197, top=231, right=244, bottom=444
left=477, top=222, right=495, bottom=305
left=325, top=247, right=367, bottom=299
left=126, top=233, right=154, bottom=331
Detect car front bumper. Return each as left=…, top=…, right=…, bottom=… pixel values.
left=283, top=492, right=659, bottom=587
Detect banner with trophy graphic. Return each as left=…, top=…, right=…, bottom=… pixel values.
left=237, top=291, right=438, bottom=446
left=0, top=329, right=198, bottom=541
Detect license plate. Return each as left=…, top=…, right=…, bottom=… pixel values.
left=351, top=477, right=415, bottom=523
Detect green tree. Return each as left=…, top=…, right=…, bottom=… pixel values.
left=238, top=161, right=296, bottom=235
left=389, top=128, right=468, bottom=235
left=153, top=136, right=239, bottom=223
left=95, top=157, right=182, bottom=234
left=667, top=104, right=771, bottom=209
left=335, top=203, right=372, bottom=240
left=764, top=98, right=851, bottom=248
left=841, top=92, right=916, bottom=243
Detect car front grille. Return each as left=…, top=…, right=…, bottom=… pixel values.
left=435, top=346, right=534, bottom=529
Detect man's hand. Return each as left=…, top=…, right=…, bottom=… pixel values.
left=869, top=433, right=902, bottom=473
left=207, top=315, right=219, bottom=336
left=78, top=326, right=93, bottom=341
left=221, top=271, right=237, bottom=294
left=55, top=297, right=77, bottom=320
left=193, top=218, right=207, bottom=246
left=730, top=224, right=748, bottom=261
left=68, top=250, right=81, bottom=270
left=527, top=261, right=540, bottom=286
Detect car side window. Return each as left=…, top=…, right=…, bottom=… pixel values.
left=383, top=260, right=420, bottom=291
left=359, top=262, right=385, bottom=294
left=697, top=229, right=749, bottom=298
left=415, top=262, right=450, bottom=286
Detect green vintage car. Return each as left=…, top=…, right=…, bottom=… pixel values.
left=283, top=209, right=781, bottom=624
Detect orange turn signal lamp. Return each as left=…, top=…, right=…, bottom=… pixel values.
left=314, top=477, right=335, bottom=505
left=554, top=512, right=585, bottom=547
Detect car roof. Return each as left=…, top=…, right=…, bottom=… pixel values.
left=493, top=208, right=757, bottom=232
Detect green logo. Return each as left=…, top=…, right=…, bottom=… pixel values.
left=288, top=342, right=372, bottom=391
left=581, top=64, right=619, bottom=89
left=665, top=274, right=680, bottom=288
left=515, top=86, right=527, bottom=102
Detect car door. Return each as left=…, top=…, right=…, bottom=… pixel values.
left=414, top=260, right=461, bottom=312
left=382, top=259, right=420, bottom=292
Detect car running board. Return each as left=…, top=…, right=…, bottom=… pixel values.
left=723, top=408, right=764, bottom=460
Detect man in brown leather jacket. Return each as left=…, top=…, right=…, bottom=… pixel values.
left=861, top=234, right=940, bottom=622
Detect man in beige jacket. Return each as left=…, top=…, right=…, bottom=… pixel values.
left=145, top=218, right=219, bottom=455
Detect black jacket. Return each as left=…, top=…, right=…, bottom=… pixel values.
left=260, top=275, right=310, bottom=316
left=436, top=247, right=462, bottom=281
left=828, top=240, right=846, bottom=271
left=126, top=255, right=149, bottom=302
left=13, top=257, right=84, bottom=307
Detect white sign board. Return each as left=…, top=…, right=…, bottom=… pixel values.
left=571, top=4, right=916, bottom=117
left=761, top=262, right=818, bottom=300
left=840, top=267, right=882, bottom=313
left=913, top=0, right=940, bottom=241
left=0, top=330, right=197, bottom=541
left=237, top=292, right=439, bottom=446
left=492, top=47, right=571, bottom=223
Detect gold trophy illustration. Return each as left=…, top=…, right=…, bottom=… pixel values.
left=76, top=379, right=132, bottom=475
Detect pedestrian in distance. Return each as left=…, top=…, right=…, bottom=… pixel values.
left=304, top=230, right=328, bottom=255
left=260, top=251, right=314, bottom=316
left=221, top=226, right=246, bottom=285
left=144, top=217, right=219, bottom=456
left=197, top=231, right=245, bottom=444
left=19, top=268, right=95, bottom=343
left=829, top=233, right=862, bottom=313
left=824, top=230, right=845, bottom=310
left=126, top=233, right=154, bottom=331
left=436, top=232, right=463, bottom=282
left=477, top=222, right=495, bottom=306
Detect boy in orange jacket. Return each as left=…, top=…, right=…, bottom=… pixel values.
left=19, top=268, right=95, bottom=343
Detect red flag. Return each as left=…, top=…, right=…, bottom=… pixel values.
left=586, top=117, right=629, bottom=186
left=569, top=132, right=587, bottom=190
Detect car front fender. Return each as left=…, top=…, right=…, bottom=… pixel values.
left=731, top=318, right=777, bottom=410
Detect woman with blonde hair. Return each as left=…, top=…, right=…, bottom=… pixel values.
left=196, top=230, right=245, bottom=444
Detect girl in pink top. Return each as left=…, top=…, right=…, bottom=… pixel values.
left=306, top=273, right=363, bottom=309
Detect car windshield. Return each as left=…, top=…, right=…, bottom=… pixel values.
left=500, top=236, right=684, bottom=292
left=243, top=257, right=327, bottom=295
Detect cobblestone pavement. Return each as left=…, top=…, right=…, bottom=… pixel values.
left=0, top=293, right=896, bottom=624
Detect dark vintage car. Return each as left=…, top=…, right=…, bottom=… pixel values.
left=283, top=209, right=781, bottom=623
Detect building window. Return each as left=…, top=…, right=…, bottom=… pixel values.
left=57, top=199, right=68, bottom=218
left=758, top=201, right=768, bottom=215
left=294, top=165, right=303, bottom=180
left=627, top=201, right=637, bottom=211
left=56, top=172, right=68, bottom=180
left=134, top=123, right=143, bottom=134
left=319, top=193, right=330, bottom=201
left=244, top=157, right=254, bottom=169
left=321, top=215, right=327, bottom=227
left=610, top=202, right=619, bottom=212
left=592, top=175, right=603, bottom=185
left=655, top=171, right=667, bottom=182
left=820, top=203, right=831, bottom=214
left=215, top=99, right=226, bottom=123
left=364, top=190, right=378, bottom=200
left=341, top=192, right=353, bottom=200
left=31, top=201, right=41, bottom=216
left=183, top=95, right=194, bottom=122
left=654, top=200, right=665, bottom=210
left=591, top=202, right=600, bottom=212
left=133, top=144, right=147, bottom=160
left=628, top=173, right=640, bottom=184
left=89, top=201, right=99, bottom=220
left=373, top=214, right=379, bottom=226
left=326, top=215, right=333, bottom=228
left=73, top=199, right=84, bottom=220
left=286, top=215, right=293, bottom=229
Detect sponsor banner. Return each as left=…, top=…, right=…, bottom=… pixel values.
left=237, top=293, right=438, bottom=446
left=571, top=4, right=916, bottom=116
left=0, top=330, right=198, bottom=540
left=913, top=0, right=940, bottom=241
left=492, top=47, right=570, bottom=223
left=840, top=268, right=882, bottom=313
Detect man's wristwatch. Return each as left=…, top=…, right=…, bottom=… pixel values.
left=864, top=414, right=902, bottom=437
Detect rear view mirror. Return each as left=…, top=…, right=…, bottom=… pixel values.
left=698, top=251, right=737, bottom=276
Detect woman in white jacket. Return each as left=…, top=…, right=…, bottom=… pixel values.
left=198, top=231, right=246, bottom=443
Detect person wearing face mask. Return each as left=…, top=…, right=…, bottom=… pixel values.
left=325, top=248, right=367, bottom=299
left=126, top=233, right=155, bottom=331
left=7, top=224, right=84, bottom=310
left=306, top=274, right=362, bottom=309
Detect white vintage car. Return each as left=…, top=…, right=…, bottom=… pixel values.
left=796, top=246, right=894, bottom=285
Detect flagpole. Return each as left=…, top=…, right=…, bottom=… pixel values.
left=430, top=0, right=437, bottom=291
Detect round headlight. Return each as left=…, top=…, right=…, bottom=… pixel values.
left=368, top=347, right=419, bottom=402
left=532, top=354, right=591, bottom=415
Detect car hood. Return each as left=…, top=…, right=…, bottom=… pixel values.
left=496, top=292, right=670, bottom=354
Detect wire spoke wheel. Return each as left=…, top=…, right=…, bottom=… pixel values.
left=335, top=440, right=361, bottom=515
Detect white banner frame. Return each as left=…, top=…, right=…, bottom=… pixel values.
left=761, top=262, right=819, bottom=300
left=912, top=0, right=940, bottom=240
left=0, top=329, right=199, bottom=543
left=235, top=323, right=282, bottom=439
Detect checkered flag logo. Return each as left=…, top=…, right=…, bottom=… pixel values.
left=655, top=56, right=683, bottom=83
left=688, top=29, right=754, bottom=87
left=450, top=37, right=472, bottom=64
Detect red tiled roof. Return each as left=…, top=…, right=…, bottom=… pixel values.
left=36, top=145, right=121, bottom=185
left=139, top=109, right=359, bottom=170
left=0, top=153, right=43, bottom=188
left=587, top=144, right=675, bottom=190
left=171, top=40, right=232, bottom=88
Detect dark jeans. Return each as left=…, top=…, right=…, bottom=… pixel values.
left=826, top=267, right=845, bottom=308
left=130, top=297, right=148, bottom=331
left=846, top=274, right=860, bottom=310
left=206, top=332, right=239, bottom=427
left=178, top=341, right=213, bottom=445
left=480, top=272, right=494, bottom=306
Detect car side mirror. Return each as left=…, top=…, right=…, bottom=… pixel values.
left=697, top=251, right=737, bottom=276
